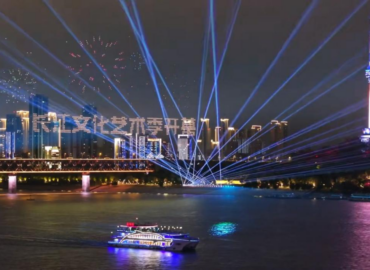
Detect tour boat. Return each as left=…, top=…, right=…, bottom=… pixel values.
left=108, top=222, right=199, bottom=252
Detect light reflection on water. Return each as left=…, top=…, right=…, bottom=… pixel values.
left=107, top=247, right=189, bottom=269
left=210, top=222, right=237, bottom=236
left=345, top=202, right=370, bottom=269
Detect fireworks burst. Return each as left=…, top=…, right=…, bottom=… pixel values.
left=0, top=68, right=37, bottom=104
left=67, top=36, right=126, bottom=94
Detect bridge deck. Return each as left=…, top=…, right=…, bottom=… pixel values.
left=0, top=170, right=154, bottom=174
left=0, top=159, right=152, bottom=161
left=0, top=159, right=154, bottom=174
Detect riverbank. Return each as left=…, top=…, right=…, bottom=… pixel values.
left=0, top=184, right=310, bottom=197
left=2, top=184, right=367, bottom=201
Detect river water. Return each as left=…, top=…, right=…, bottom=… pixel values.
left=1, top=189, right=370, bottom=270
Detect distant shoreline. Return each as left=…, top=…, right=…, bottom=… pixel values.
left=0, top=184, right=312, bottom=197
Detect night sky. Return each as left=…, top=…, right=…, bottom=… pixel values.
left=0, top=0, right=368, bottom=137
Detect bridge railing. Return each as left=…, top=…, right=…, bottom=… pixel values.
left=0, top=159, right=154, bottom=172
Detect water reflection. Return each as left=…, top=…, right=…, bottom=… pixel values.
left=210, top=222, right=237, bottom=236
left=108, top=247, right=189, bottom=268
left=345, top=203, right=370, bottom=269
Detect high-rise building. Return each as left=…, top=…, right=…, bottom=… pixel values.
left=237, top=128, right=248, bottom=156
left=187, top=135, right=196, bottom=161
left=177, top=134, right=189, bottom=160
left=360, top=26, right=370, bottom=143
left=61, top=115, right=77, bottom=158
left=200, top=118, right=211, bottom=159
left=45, top=112, right=61, bottom=147
left=195, top=139, right=203, bottom=160
left=6, top=113, right=23, bottom=158
left=127, top=134, right=134, bottom=158
left=280, top=121, right=288, bottom=152
left=248, top=125, right=263, bottom=156
left=114, top=138, right=126, bottom=159
left=162, top=140, right=174, bottom=159
left=16, top=111, right=29, bottom=155
left=81, top=104, right=98, bottom=158
left=146, top=138, right=162, bottom=158
left=0, top=118, right=6, bottom=158
left=29, top=94, right=49, bottom=158
left=224, top=127, right=238, bottom=159
left=213, top=126, right=222, bottom=160
left=136, top=134, right=147, bottom=158
left=269, top=120, right=288, bottom=156
left=220, top=119, right=229, bottom=133
left=5, top=132, right=15, bottom=159
left=270, top=120, right=281, bottom=145
left=220, top=119, right=229, bottom=155
left=114, top=134, right=134, bottom=159
left=97, top=136, right=114, bottom=158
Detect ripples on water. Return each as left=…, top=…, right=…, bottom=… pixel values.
left=1, top=190, right=370, bottom=269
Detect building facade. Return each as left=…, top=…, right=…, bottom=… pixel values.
left=248, top=125, right=263, bottom=156
left=29, top=94, right=49, bottom=158
left=177, top=134, right=189, bottom=160
left=0, top=118, right=6, bottom=158
left=6, top=113, right=23, bottom=158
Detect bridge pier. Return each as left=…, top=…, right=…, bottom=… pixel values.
left=82, top=174, right=90, bottom=193
left=8, top=175, right=17, bottom=194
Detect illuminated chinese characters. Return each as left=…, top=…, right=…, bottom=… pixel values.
left=31, top=114, right=196, bottom=136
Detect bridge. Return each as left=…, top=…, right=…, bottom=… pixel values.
left=0, top=158, right=155, bottom=193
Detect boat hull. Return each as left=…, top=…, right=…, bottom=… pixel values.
left=108, top=239, right=199, bottom=252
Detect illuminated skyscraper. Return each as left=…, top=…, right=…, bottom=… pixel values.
left=188, top=135, right=195, bottom=161
left=81, top=104, right=98, bottom=158
left=237, top=128, right=248, bottom=156
left=162, top=140, right=174, bottom=159
left=6, top=113, right=23, bottom=158
left=248, top=125, right=263, bottom=155
left=61, top=115, right=77, bottom=158
left=280, top=121, right=288, bottom=151
left=269, top=120, right=288, bottom=157
left=212, top=126, right=222, bottom=160
left=220, top=119, right=229, bottom=158
left=136, top=134, right=147, bottom=158
left=0, top=118, right=6, bottom=158
left=29, top=94, right=48, bottom=158
left=270, top=120, right=281, bottom=145
left=361, top=25, right=370, bottom=143
left=5, top=132, right=15, bottom=159
left=195, top=139, right=203, bottom=160
left=45, top=112, right=61, bottom=148
left=146, top=138, right=162, bottom=158
left=224, top=127, right=238, bottom=159
left=128, top=134, right=134, bottom=158
left=367, top=28, right=370, bottom=129
left=16, top=111, right=29, bottom=154
left=114, top=138, right=125, bottom=159
left=200, top=118, right=211, bottom=158
left=177, top=134, right=189, bottom=160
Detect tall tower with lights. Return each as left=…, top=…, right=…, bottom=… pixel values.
left=361, top=28, right=370, bottom=143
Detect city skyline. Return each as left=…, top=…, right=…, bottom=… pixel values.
left=0, top=0, right=367, bottom=138
left=0, top=95, right=291, bottom=161
left=0, top=0, right=368, bottom=184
